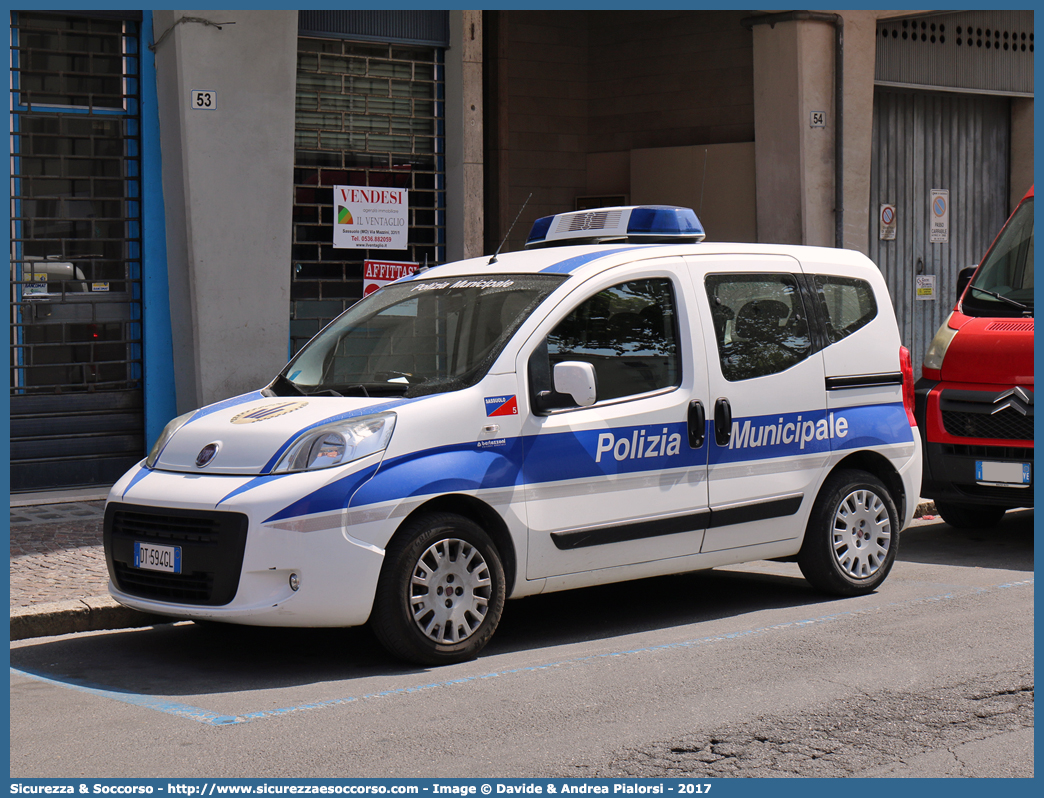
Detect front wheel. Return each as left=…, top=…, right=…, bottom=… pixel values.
left=798, top=470, right=899, bottom=596
left=934, top=501, right=1007, bottom=530
left=371, top=512, right=506, bottom=665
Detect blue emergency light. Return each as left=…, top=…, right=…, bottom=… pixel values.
left=525, top=205, right=706, bottom=249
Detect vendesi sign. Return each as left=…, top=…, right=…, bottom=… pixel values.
left=334, top=186, right=408, bottom=250
left=930, top=189, right=949, bottom=244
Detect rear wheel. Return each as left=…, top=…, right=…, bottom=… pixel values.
left=934, top=501, right=1007, bottom=530
left=371, top=512, right=506, bottom=665
left=798, top=470, right=899, bottom=596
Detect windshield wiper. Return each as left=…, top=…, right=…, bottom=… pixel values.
left=265, top=373, right=306, bottom=397
left=968, top=285, right=1032, bottom=314
left=323, top=383, right=411, bottom=397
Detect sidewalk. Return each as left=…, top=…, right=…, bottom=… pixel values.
left=9, top=490, right=939, bottom=642
left=10, top=488, right=167, bottom=641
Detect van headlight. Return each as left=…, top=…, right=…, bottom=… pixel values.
left=271, top=412, right=396, bottom=473
left=146, top=410, right=197, bottom=468
left=922, top=314, right=959, bottom=372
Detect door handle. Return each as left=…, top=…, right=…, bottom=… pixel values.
left=687, top=400, right=705, bottom=449
left=714, top=397, right=732, bottom=447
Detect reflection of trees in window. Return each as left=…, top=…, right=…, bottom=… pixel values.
left=548, top=280, right=677, bottom=358
left=706, top=274, right=811, bottom=382
left=545, top=279, right=680, bottom=402
left=814, top=275, right=877, bottom=343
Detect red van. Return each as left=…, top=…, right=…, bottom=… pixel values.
left=914, top=186, right=1034, bottom=528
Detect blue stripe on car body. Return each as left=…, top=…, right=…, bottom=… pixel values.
left=259, top=403, right=911, bottom=523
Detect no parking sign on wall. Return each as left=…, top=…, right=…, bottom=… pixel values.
left=930, top=189, right=949, bottom=244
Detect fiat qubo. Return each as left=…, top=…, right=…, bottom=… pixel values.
left=105, top=206, right=922, bottom=665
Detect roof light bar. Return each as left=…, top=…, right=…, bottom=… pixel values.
left=525, top=205, right=706, bottom=249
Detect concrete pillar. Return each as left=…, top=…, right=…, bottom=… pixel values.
left=751, top=22, right=803, bottom=245
left=1010, top=98, right=1034, bottom=210
left=153, top=10, right=297, bottom=412
left=446, top=10, right=484, bottom=262
left=751, top=12, right=885, bottom=252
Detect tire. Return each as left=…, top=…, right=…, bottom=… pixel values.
left=798, top=470, right=899, bottom=596
left=934, top=501, right=1007, bottom=530
left=371, top=512, right=506, bottom=665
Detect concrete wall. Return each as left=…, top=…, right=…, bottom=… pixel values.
left=488, top=10, right=755, bottom=252
left=631, top=143, right=756, bottom=243
left=586, top=11, right=754, bottom=153
left=445, top=10, right=485, bottom=262
left=153, top=10, right=297, bottom=412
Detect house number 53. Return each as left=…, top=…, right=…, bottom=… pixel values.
left=191, top=90, right=217, bottom=110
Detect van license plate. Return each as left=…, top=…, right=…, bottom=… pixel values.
left=975, top=460, right=1031, bottom=487
left=134, top=541, right=182, bottom=573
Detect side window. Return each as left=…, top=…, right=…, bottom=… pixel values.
left=705, top=273, right=812, bottom=381
left=530, top=278, right=680, bottom=408
left=813, top=275, right=877, bottom=344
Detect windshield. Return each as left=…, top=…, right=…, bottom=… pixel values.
left=962, top=196, right=1034, bottom=317
left=275, top=274, right=566, bottom=398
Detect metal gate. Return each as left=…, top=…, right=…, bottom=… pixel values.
left=868, top=88, right=1010, bottom=378
left=290, top=34, right=446, bottom=355
left=9, top=12, right=146, bottom=492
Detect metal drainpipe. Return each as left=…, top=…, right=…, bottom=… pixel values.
left=742, top=11, right=845, bottom=249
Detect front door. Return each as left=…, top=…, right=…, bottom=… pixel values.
left=518, top=259, right=711, bottom=580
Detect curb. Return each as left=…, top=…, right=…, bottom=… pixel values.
left=10, top=597, right=170, bottom=642
left=9, top=501, right=942, bottom=643
left=914, top=500, right=936, bottom=518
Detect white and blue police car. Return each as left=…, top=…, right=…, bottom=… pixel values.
left=104, top=205, right=922, bottom=665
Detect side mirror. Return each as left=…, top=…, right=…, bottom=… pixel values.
left=553, top=361, right=597, bottom=407
left=956, top=266, right=977, bottom=301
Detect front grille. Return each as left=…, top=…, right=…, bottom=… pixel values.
left=942, top=409, right=1034, bottom=440
left=109, top=509, right=224, bottom=544
left=104, top=503, right=248, bottom=606
left=954, top=483, right=1034, bottom=504
left=112, top=563, right=214, bottom=603
left=943, top=444, right=1034, bottom=460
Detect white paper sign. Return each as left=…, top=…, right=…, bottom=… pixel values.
left=915, top=274, right=936, bottom=301
left=334, top=186, right=408, bottom=250
left=930, top=189, right=949, bottom=244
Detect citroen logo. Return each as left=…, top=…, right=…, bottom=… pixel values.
left=195, top=443, right=220, bottom=468
left=991, top=387, right=1033, bottom=417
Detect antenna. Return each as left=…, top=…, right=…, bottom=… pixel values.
left=699, top=148, right=708, bottom=217
left=489, top=193, right=532, bottom=265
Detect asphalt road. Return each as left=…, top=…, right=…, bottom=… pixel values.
left=9, top=510, right=1033, bottom=779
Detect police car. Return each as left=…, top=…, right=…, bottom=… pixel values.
left=104, top=206, right=922, bottom=665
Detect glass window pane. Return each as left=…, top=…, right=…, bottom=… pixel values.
left=705, top=273, right=811, bottom=381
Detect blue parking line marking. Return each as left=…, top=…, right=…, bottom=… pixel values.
left=11, top=577, right=1032, bottom=727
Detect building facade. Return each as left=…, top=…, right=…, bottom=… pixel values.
left=8, top=9, right=1033, bottom=491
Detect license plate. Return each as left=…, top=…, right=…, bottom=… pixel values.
left=975, top=460, right=1031, bottom=487
left=134, top=541, right=182, bottom=573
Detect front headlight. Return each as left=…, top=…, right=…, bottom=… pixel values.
left=922, top=314, right=960, bottom=372
left=145, top=410, right=198, bottom=468
left=271, top=412, right=396, bottom=473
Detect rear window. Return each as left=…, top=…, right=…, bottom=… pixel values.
left=813, top=275, right=877, bottom=344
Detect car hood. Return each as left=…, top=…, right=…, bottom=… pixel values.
left=152, top=393, right=408, bottom=475
left=943, top=314, right=1034, bottom=385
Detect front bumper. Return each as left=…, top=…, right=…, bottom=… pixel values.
left=103, top=462, right=389, bottom=627
left=914, top=378, right=1034, bottom=508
